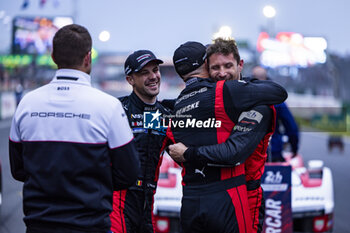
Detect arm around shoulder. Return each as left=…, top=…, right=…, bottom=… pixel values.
left=224, top=79, right=288, bottom=112
left=190, top=105, right=273, bottom=166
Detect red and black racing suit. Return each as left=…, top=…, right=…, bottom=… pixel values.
left=166, top=77, right=286, bottom=233
left=110, top=92, right=171, bottom=233
left=185, top=77, right=278, bottom=233
left=186, top=104, right=277, bottom=233
left=245, top=110, right=276, bottom=233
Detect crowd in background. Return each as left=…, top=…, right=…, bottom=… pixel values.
left=1, top=52, right=350, bottom=105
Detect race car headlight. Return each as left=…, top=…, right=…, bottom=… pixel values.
left=313, top=214, right=333, bottom=232
left=155, top=216, right=170, bottom=233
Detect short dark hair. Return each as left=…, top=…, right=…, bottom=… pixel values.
left=52, top=24, right=92, bottom=68
left=207, top=38, right=240, bottom=65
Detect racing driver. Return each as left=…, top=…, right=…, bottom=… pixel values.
left=110, top=50, right=171, bottom=233
left=169, top=38, right=278, bottom=233
left=166, top=41, right=286, bottom=233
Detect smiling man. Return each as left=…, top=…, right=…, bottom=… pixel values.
left=110, top=50, right=171, bottom=233
left=207, top=38, right=244, bottom=81
left=124, top=50, right=162, bottom=103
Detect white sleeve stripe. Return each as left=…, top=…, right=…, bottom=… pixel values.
left=110, top=137, right=134, bottom=150
left=9, top=137, right=21, bottom=143
left=20, top=140, right=108, bottom=145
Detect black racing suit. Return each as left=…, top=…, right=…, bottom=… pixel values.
left=166, top=77, right=287, bottom=233
left=110, top=91, right=171, bottom=233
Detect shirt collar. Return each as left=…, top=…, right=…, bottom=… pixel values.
left=52, top=69, right=91, bottom=86
left=185, top=77, right=212, bottom=86
left=130, top=91, right=157, bottom=107
left=185, top=77, right=198, bottom=86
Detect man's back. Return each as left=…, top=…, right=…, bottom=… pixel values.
left=168, top=40, right=289, bottom=233
left=169, top=77, right=284, bottom=185
left=10, top=70, right=135, bottom=232
left=168, top=77, right=265, bottom=233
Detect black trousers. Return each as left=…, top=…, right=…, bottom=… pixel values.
left=111, top=189, right=155, bottom=233
left=180, top=177, right=252, bottom=233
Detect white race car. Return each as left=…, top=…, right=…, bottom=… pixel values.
left=153, top=153, right=182, bottom=233
left=285, top=153, right=334, bottom=232
left=153, top=153, right=334, bottom=233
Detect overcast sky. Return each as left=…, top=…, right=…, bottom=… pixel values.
left=0, top=0, right=349, bottom=58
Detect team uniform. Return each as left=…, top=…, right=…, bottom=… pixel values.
left=244, top=109, right=276, bottom=233
left=188, top=78, right=277, bottom=233
left=110, top=92, right=171, bottom=233
left=166, top=77, right=286, bottom=233
left=9, top=69, right=140, bottom=233
left=190, top=104, right=276, bottom=233
left=184, top=77, right=277, bottom=233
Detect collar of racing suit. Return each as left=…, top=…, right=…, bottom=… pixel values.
left=185, top=77, right=215, bottom=87
left=51, top=69, right=91, bottom=86
left=130, top=91, right=158, bottom=110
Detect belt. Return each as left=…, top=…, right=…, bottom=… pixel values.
left=183, top=175, right=246, bottom=196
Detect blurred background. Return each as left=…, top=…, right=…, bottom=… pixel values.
left=0, top=0, right=349, bottom=232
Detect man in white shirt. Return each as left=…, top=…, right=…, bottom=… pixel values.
left=9, top=24, right=140, bottom=233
